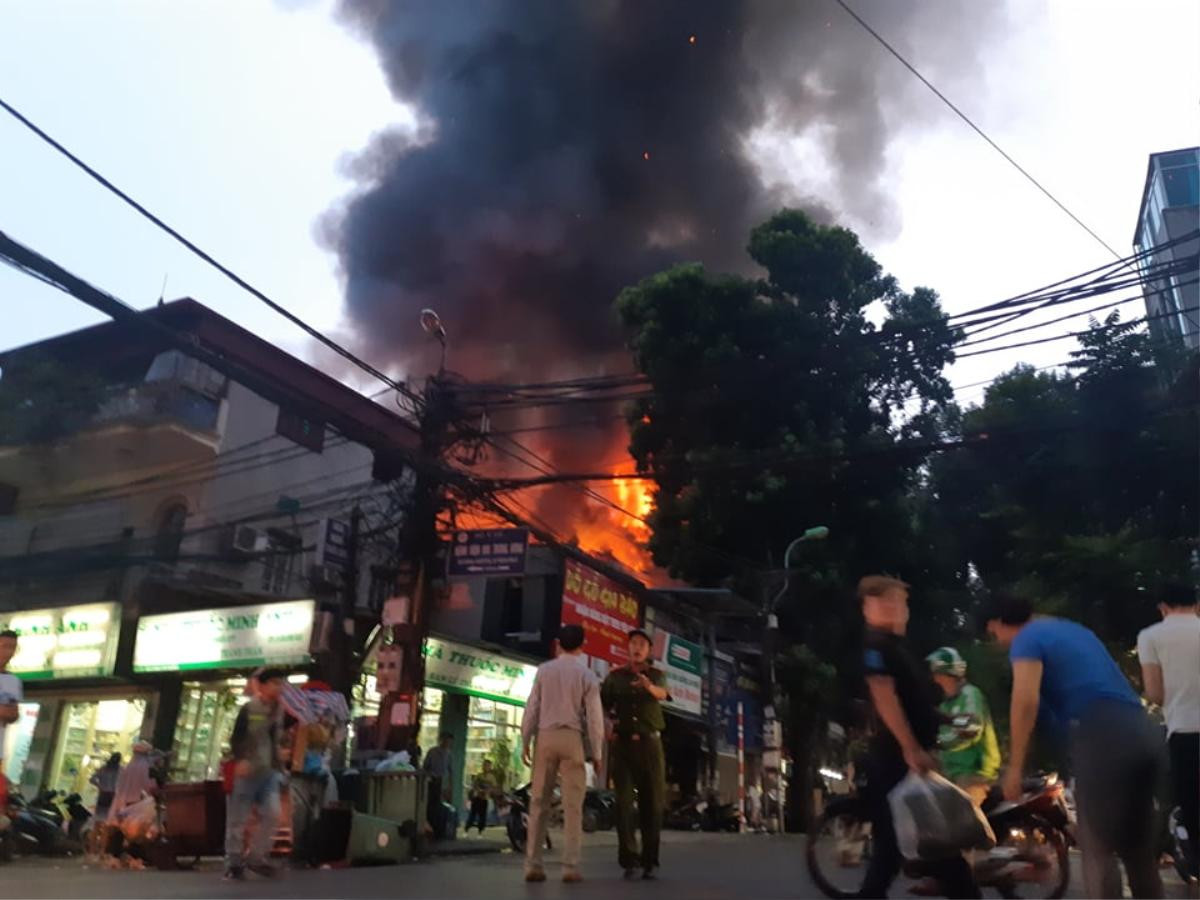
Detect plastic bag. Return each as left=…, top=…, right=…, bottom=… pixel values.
left=888, top=771, right=995, bottom=861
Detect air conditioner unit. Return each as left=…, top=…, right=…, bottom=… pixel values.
left=309, top=563, right=344, bottom=589
left=226, top=524, right=267, bottom=558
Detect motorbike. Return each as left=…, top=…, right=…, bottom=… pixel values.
left=506, top=783, right=615, bottom=851
left=506, top=783, right=553, bottom=853
left=806, top=772, right=1072, bottom=900
left=665, top=792, right=742, bottom=833
left=1164, top=805, right=1198, bottom=887
left=62, top=793, right=91, bottom=843
left=7, top=787, right=73, bottom=856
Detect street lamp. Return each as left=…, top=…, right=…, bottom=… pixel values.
left=769, top=525, right=829, bottom=626
left=763, top=524, right=828, bottom=835
left=420, top=308, right=447, bottom=373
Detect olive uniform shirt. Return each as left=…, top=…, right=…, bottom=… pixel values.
left=601, top=665, right=670, bottom=736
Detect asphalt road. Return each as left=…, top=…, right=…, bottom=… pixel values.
left=4, top=829, right=1192, bottom=899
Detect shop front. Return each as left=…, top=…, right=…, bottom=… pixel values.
left=0, top=602, right=149, bottom=804
left=415, top=636, right=538, bottom=821
left=648, top=627, right=707, bottom=803
left=132, top=598, right=316, bottom=781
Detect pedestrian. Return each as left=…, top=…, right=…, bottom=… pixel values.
left=465, top=758, right=497, bottom=835
left=285, top=711, right=333, bottom=867
left=0, top=629, right=22, bottom=815
left=858, top=575, right=980, bottom=899
left=423, top=731, right=454, bottom=840
left=601, top=628, right=671, bottom=881
left=1136, top=582, right=1199, bottom=881
left=520, top=623, right=606, bottom=884
left=90, top=752, right=123, bottom=822
left=986, top=593, right=1165, bottom=899
left=224, top=668, right=286, bottom=882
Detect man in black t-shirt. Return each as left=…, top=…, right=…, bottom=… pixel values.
left=859, top=575, right=980, bottom=899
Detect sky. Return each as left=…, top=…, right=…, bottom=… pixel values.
left=1, top=0, right=1197, bottom=410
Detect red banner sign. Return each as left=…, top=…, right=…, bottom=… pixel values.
left=561, top=559, right=640, bottom=665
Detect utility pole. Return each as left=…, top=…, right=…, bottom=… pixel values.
left=376, top=318, right=460, bottom=751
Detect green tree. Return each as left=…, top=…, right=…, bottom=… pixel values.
left=930, top=312, right=1198, bottom=647
left=615, top=210, right=958, bottom=611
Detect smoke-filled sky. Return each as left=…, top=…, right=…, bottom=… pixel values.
left=1, top=0, right=1197, bottom=409
left=323, top=0, right=1008, bottom=380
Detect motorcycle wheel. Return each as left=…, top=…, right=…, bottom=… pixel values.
left=1167, top=807, right=1198, bottom=886
left=805, top=796, right=872, bottom=900
left=507, top=812, right=527, bottom=854
left=989, top=815, right=1069, bottom=900
left=582, top=808, right=598, bottom=834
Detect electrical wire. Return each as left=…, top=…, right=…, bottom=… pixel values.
left=0, top=94, right=424, bottom=409
left=830, top=0, right=1121, bottom=260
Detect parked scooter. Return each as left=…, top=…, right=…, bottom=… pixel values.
left=665, top=791, right=742, bottom=832
left=7, top=787, right=71, bottom=855
left=506, top=783, right=553, bottom=853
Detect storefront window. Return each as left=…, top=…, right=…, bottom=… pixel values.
left=171, top=682, right=249, bottom=782
left=415, top=687, right=444, bottom=760
left=47, top=698, right=147, bottom=806
left=463, top=695, right=527, bottom=798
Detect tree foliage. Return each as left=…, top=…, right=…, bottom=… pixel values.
left=930, top=311, right=1198, bottom=645
left=615, top=210, right=958, bottom=607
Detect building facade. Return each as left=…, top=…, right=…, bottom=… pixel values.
left=1134, top=147, right=1200, bottom=353
left=0, top=299, right=417, bottom=802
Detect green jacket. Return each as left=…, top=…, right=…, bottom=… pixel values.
left=601, top=665, right=668, bottom=737
left=937, top=682, right=1001, bottom=782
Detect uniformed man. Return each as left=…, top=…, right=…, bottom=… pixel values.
left=601, top=628, right=671, bottom=881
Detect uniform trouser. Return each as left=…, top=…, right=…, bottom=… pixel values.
left=860, top=753, right=980, bottom=899
left=225, top=771, right=280, bottom=870
left=526, top=727, right=586, bottom=874
left=1074, top=701, right=1165, bottom=899
left=290, top=775, right=325, bottom=864
left=611, top=732, right=666, bottom=871
left=1168, top=731, right=1199, bottom=878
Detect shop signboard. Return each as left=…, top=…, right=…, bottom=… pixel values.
left=651, top=629, right=703, bottom=717
left=560, top=558, right=640, bottom=665
left=0, top=603, right=120, bottom=679
left=133, top=599, right=315, bottom=672
left=422, top=636, right=537, bottom=706
left=448, top=528, right=529, bottom=576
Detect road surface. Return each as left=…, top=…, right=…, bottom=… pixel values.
left=5, top=828, right=1191, bottom=899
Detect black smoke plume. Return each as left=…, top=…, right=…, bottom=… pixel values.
left=324, top=0, right=1004, bottom=383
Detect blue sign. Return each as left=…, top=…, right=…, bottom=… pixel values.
left=448, top=528, right=529, bottom=576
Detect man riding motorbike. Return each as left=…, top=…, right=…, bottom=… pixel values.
left=927, top=647, right=1001, bottom=806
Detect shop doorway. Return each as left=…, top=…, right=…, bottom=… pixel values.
left=171, top=682, right=249, bottom=782
left=47, top=698, right=148, bottom=807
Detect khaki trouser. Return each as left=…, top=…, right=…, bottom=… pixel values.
left=526, top=727, right=586, bottom=874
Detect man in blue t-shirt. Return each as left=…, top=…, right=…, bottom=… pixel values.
left=984, top=594, right=1164, bottom=900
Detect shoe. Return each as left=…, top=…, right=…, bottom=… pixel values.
left=222, top=867, right=245, bottom=881
left=248, top=863, right=280, bottom=879
left=643, top=867, right=658, bottom=880
left=524, top=869, right=547, bottom=882
left=624, top=868, right=639, bottom=881
left=562, top=870, right=583, bottom=883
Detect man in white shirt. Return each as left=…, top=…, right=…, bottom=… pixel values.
left=0, top=630, right=22, bottom=774
left=520, top=624, right=605, bottom=885
left=1137, top=583, right=1199, bottom=878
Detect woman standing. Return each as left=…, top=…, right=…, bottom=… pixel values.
left=89, top=753, right=122, bottom=822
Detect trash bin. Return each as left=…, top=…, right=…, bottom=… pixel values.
left=355, top=771, right=428, bottom=857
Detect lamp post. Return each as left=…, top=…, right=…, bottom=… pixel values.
left=420, top=307, right=447, bottom=374
left=763, top=524, right=828, bottom=835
